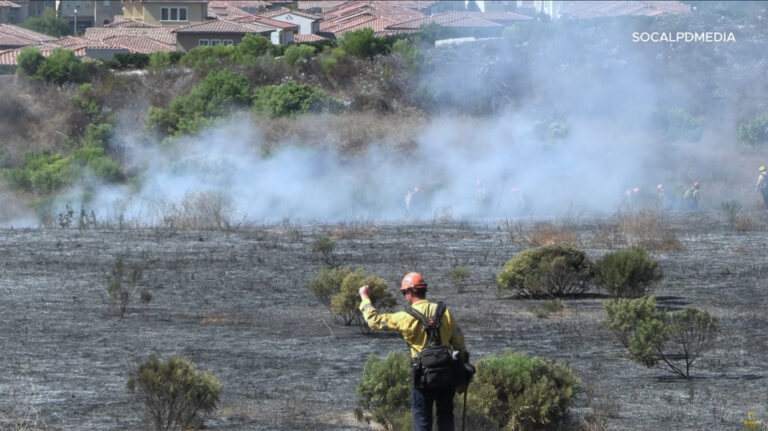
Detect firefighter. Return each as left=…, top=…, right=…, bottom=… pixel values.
left=405, top=187, right=419, bottom=216
left=683, top=181, right=700, bottom=210
left=358, top=272, right=469, bottom=431
left=757, top=166, right=768, bottom=208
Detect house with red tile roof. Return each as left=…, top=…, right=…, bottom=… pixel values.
left=0, top=37, right=132, bottom=65
left=318, top=1, right=425, bottom=36
left=558, top=1, right=691, bottom=19
left=235, top=14, right=297, bottom=45
left=207, top=0, right=255, bottom=21
left=257, top=7, right=321, bottom=35
left=171, top=19, right=274, bottom=51
left=0, top=24, right=56, bottom=50
left=122, top=0, right=210, bottom=26
left=0, top=1, right=22, bottom=24
left=84, top=26, right=178, bottom=45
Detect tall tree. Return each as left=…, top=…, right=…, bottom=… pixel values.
left=21, top=7, right=70, bottom=37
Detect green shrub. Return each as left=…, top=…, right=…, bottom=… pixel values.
left=737, top=112, right=768, bottom=146
left=338, top=28, right=387, bottom=59
left=17, top=46, right=44, bottom=76
left=593, top=247, right=662, bottom=298
left=148, top=51, right=172, bottom=70
left=20, top=7, right=69, bottom=37
left=252, top=81, right=327, bottom=117
left=235, top=34, right=275, bottom=64
left=497, top=245, right=593, bottom=297
left=35, top=48, right=88, bottom=85
left=127, top=353, right=222, bottom=431
left=651, top=108, right=702, bottom=141
left=284, top=44, right=316, bottom=67
left=106, top=52, right=150, bottom=70
left=603, top=297, right=719, bottom=378
left=107, top=255, right=143, bottom=318
left=313, top=235, right=338, bottom=267
left=448, top=265, right=470, bottom=293
left=467, top=351, right=579, bottom=430
left=180, top=44, right=237, bottom=70
left=355, top=351, right=412, bottom=431
left=308, top=266, right=351, bottom=311
left=602, top=296, right=660, bottom=348
left=529, top=298, right=565, bottom=319
left=148, top=68, right=251, bottom=136
left=330, top=269, right=395, bottom=329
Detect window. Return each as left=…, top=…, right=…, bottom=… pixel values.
left=198, top=39, right=210, bottom=46
left=222, top=40, right=233, bottom=46
left=161, top=7, right=187, bottom=22
left=211, top=39, right=222, bottom=45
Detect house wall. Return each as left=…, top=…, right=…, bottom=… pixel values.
left=94, top=1, right=123, bottom=26
left=176, top=32, right=271, bottom=52
left=270, top=13, right=317, bottom=35
left=123, top=1, right=207, bottom=25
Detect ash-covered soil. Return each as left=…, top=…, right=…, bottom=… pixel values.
left=2, top=213, right=768, bottom=430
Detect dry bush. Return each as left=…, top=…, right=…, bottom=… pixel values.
left=253, top=111, right=424, bottom=155
left=155, top=191, right=234, bottom=230
left=0, top=80, right=84, bottom=163
left=590, top=222, right=624, bottom=249
left=617, top=210, right=683, bottom=251
left=526, top=222, right=576, bottom=246
left=734, top=217, right=754, bottom=233
left=321, top=221, right=379, bottom=240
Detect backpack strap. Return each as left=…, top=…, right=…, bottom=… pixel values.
left=404, top=302, right=447, bottom=346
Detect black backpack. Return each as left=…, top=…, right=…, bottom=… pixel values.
left=405, top=302, right=457, bottom=389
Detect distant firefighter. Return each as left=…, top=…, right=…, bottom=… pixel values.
left=405, top=187, right=419, bottom=215
left=683, top=181, right=700, bottom=210
left=757, top=166, right=768, bottom=208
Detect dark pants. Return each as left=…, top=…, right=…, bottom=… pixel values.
left=412, top=386, right=455, bottom=431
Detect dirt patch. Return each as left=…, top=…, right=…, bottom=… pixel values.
left=1, top=213, right=768, bottom=430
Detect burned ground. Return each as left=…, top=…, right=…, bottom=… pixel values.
left=1, top=212, right=768, bottom=430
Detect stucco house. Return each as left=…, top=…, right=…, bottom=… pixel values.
left=122, top=0, right=209, bottom=26
left=172, top=19, right=273, bottom=51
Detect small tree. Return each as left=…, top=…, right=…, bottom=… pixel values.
left=338, top=28, right=387, bottom=59
left=308, top=266, right=351, bottom=312
left=720, top=200, right=742, bottom=228
left=593, top=247, right=662, bottom=298
left=313, top=235, right=338, bottom=267
left=737, top=112, right=768, bottom=146
left=497, top=245, right=593, bottom=297
left=21, top=7, right=69, bottom=37
left=252, top=81, right=327, bottom=117
left=603, top=297, right=719, bottom=378
left=16, top=46, right=44, bottom=77
left=284, top=44, right=316, bottom=67
left=107, top=255, right=144, bottom=318
left=127, top=354, right=222, bottom=431
left=355, top=351, right=412, bottom=431
left=467, top=351, right=580, bottom=430
left=235, top=34, right=275, bottom=64
left=448, top=265, right=470, bottom=293
left=330, top=269, right=395, bottom=331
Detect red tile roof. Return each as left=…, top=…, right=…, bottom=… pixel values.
left=0, top=24, right=57, bottom=47
left=84, top=27, right=178, bottom=45
left=171, top=19, right=274, bottom=34
left=207, top=1, right=256, bottom=20
left=0, top=1, right=21, bottom=8
left=105, top=17, right=162, bottom=28
left=258, top=6, right=321, bottom=20
left=0, top=39, right=131, bottom=65
left=102, top=34, right=177, bottom=53
left=296, top=1, right=347, bottom=13
left=236, top=14, right=299, bottom=30
left=293, top=33, right=328, bottom=42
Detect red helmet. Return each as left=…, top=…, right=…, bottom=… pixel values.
left=693, top=181, right=700, bottom=188
left=400, top=272, right=427, bottom=292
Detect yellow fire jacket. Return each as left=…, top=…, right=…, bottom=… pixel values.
left=359, top=298, right=468, bottom=361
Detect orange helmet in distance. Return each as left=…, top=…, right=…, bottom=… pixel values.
left=400, top=272, right=427, bottom=292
